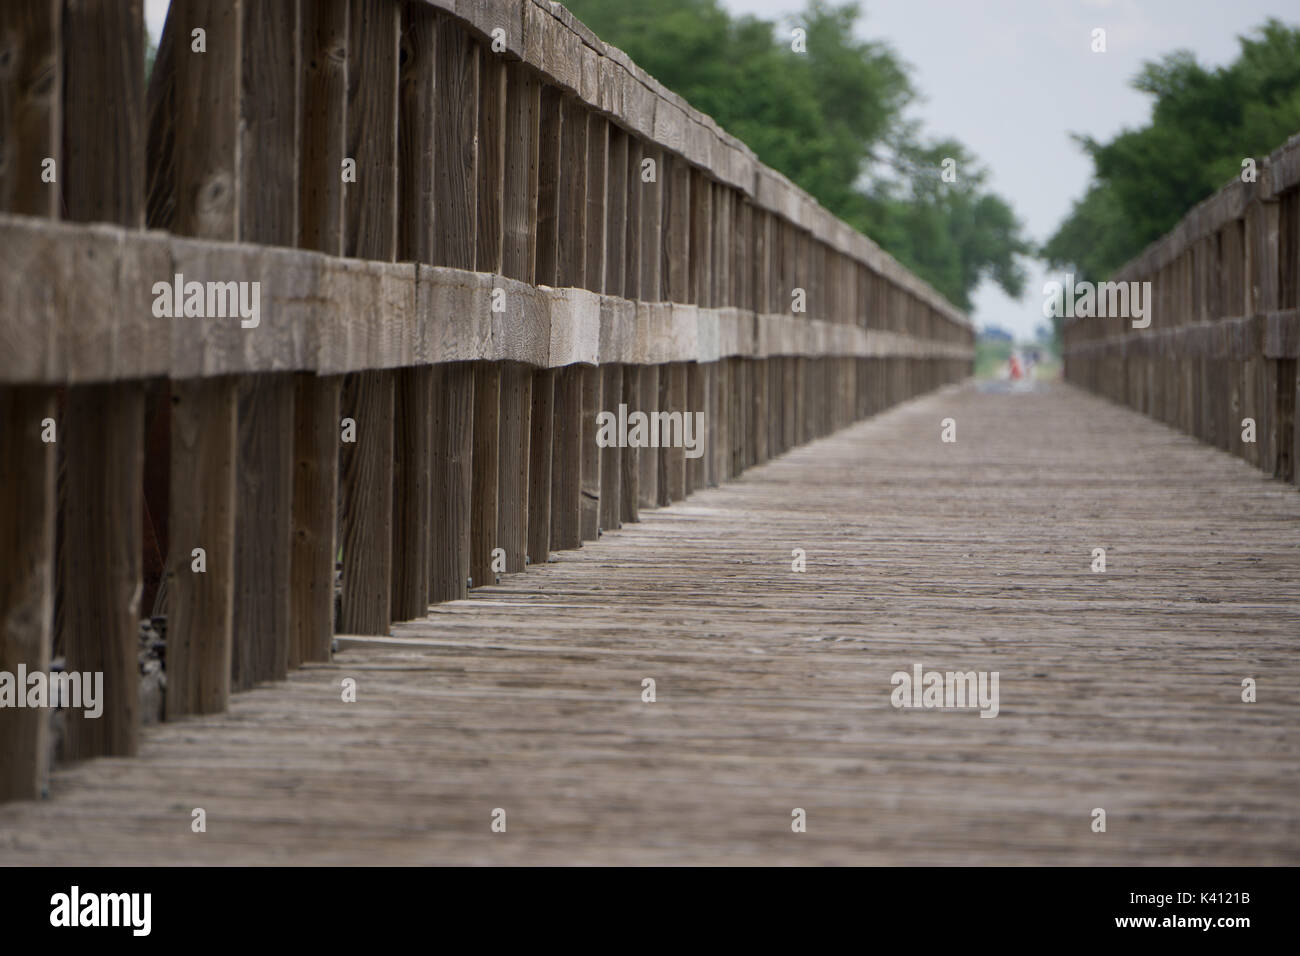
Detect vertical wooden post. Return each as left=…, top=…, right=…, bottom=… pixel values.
left=0, top=389, right=57, bottom=800
left=606, top=127, right=627, bottom=299
left=58, top=0, right=147, bottom=755
left=527, top=86, right=561, bottom=565
left=167, top=377, right=238, bottom=717
left=660, top=363, right=686, bottom=503
left=429, top=15, right=478, bottom=600
left=551, top=365, right=584, bottom=549
left=585, top=114, right=608, bottom=293
left=429, top=362, right=473, bottom=601
left=687, top=362, right=705, bottom=494
left=557, top=96, right=587, bottom=288
left=338, top=0, right=398, bottom=633
left=391, top=0, right=437, bottom=621
left=600, top=364, right=623, bottom=529
left=293, top=0, right=347, bottom=656
left=663, top=155, right=690, bottom=302
left=390, top=365, right=432, bottom=619
left=498, top=363, right=532, bottom=573
left=527, top=367, right=556, bottom=564
left=470, top=362, right=500, bottom=586
left=231, top=0, right=300, bottom=687
left=290, top=374, right=339, bottom=663
left=231, top=374, right=295, bottom=687
left=167, top=0, right=240, bottom=714
left=638, top=364, right=660, bottom=508
left=621, top=365, right=641, bottom=521
left=580, top=365, right=603, bottom=539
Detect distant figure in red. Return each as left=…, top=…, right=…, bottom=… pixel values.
left=1008, top=353, right=1023, bottom=381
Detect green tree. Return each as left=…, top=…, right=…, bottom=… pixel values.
left=1044, top=18, right=1300, bottom=281
left=565, top=0, right=1028, bottom=309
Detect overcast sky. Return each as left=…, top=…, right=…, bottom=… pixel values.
left=146, top=0, right=1298, bottom=338
left=722, top=0, right=1300, bottom=337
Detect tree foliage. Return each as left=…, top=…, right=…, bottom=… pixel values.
left=564, top=0, right=1028, bottom=310
left=1044, top=19, right=1300, bottom=281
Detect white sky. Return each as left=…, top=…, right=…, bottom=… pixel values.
left=146, top=0, right=1299, bottom=338
left=723, top=0, right=1300, bottom=337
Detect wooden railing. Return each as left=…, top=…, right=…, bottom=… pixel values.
left=1062, top=132, right=1300, bottom=485
left=0, top=0, right=972, bottom=801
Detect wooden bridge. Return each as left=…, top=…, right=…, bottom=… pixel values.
left=0, top=0, right=1297, bottom=865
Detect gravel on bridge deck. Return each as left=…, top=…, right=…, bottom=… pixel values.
left=3, top=381, right=1297, bottom=865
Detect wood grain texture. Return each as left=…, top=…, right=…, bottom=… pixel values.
left=599, top=363, right=622, bottom=529
left=231, top=374, right=295, bottom=689
left=580, top=363, right=603, bottom=538
left=527, top=367, right=555, bottom=565
left=298, top=0, right=348, bottom=256
left=6, top=384, right=1297, bottom=863
left=432, top=16, right=478, bottom=270
left=338, top=370, right=393, bottom=633
left=502, top=63, right=540, bottom=284
left=0, top=387, right=57, bottom=801
left=498, top=362, right=532, bottom=573
left=470, top=361, right=500, bottom=588
left=391, top=365, right=432, bottom=619
left=290, top=373, right=340, bottom=665
left=620, top=364, right=640, bottom=522
left=475, top=54, right=505, bottom=274
left=550, top=364, right=583, bottom=550
left=429, top=362, right=473, bottom=602
left=0, top=0, right=60, bottom=218
left=556, top=96, right=586, bottom=288
left=397, top=0, right=436, bottom=265
left=637, top=363, right=659, bottom=509
left=167, top=376, right=237, bottom=717
left=533, top=84, right=562, bottom=287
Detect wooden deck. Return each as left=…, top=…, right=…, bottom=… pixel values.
left=3, top=380, right=1297, bottom=865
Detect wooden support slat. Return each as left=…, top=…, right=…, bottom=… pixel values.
left=498, top=362, right=532, bottom=573
left=165, top=1, right=240, bottom=714
left=300, top=0, right=348, bottom=256
left=550, top=364, right=583, bottom=550
left=58, top=0, right=146, bottom=759
left=338, top=370, right=394, bottom=631
left=293, top=0, right=347, bottom=658
left=232, top=0, right=299, bottom=687
left=623, top=136, right=641, bottom=300
left=0, top=0, right=60, bottom=218
left=231, top=374, right=294, bottom=689
left=476, top=51, right=505, bottom=274
left=534, top=85, right=562, bottom=286
left=605, top=126, right=627, bottom=298
left=660, top=362, right=686, bottom=503
left=580, top=364, right=603, bottom=538
left=391, top=365, right=431, bottom=619
left=432, top=15, right=478, bottom=269
left=620, top=365, right=640, bottom=521
left=339, top=0, right=398, bottom=632
left=557, top=96, right=586, bottom=287
left=0, top=387, right=58, bottom=800
left=585, top=114, right=607, bottom=292
left=638, top=364, right=659, bottom=508
left=398, top=0, right=436, bottom=264
left=690, top=168, right=712, bottom=306
left=290, top=373, right=340, bottom=664
left=639, top=146, right=662, bottom=300
left=687, top=361, right=705, bottom=493
left=470, top=362, right=500, bottom=586
left=429, top=362, right=473, bottom=601
left=527, top=367, right=555, bottom=564
left=704, top=361, right=719, bottom=486
left=167, top=377, right=237, bottom=717
left=392, top=1, right=436, bottom=621
left=502, top=62, right=539, bottom=283
left=600, top=364, right=622, bottom=529
left=663, top=154, right=690, bottom=302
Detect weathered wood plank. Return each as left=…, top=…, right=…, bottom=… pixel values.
left=432, top=15, right=478, bottom=270
left=429, top=362, right=473, bottom=602
left=290, top=373, right=340, bottom=664
left=470, top=362, right=500, bottom=586
left=167, top=376, right=237, bottom=717
left=526, top=366, right=555, bottom=564
left=580, top=364, right=603, bottom=539
left=550, top=364, right=583, bottom=550
left=498, top=362, right=532, bottom=573
left=0, top=387, right=57, bottom=800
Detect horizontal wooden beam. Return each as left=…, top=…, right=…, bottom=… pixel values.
left=0, top=213, right=973, bottom=383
